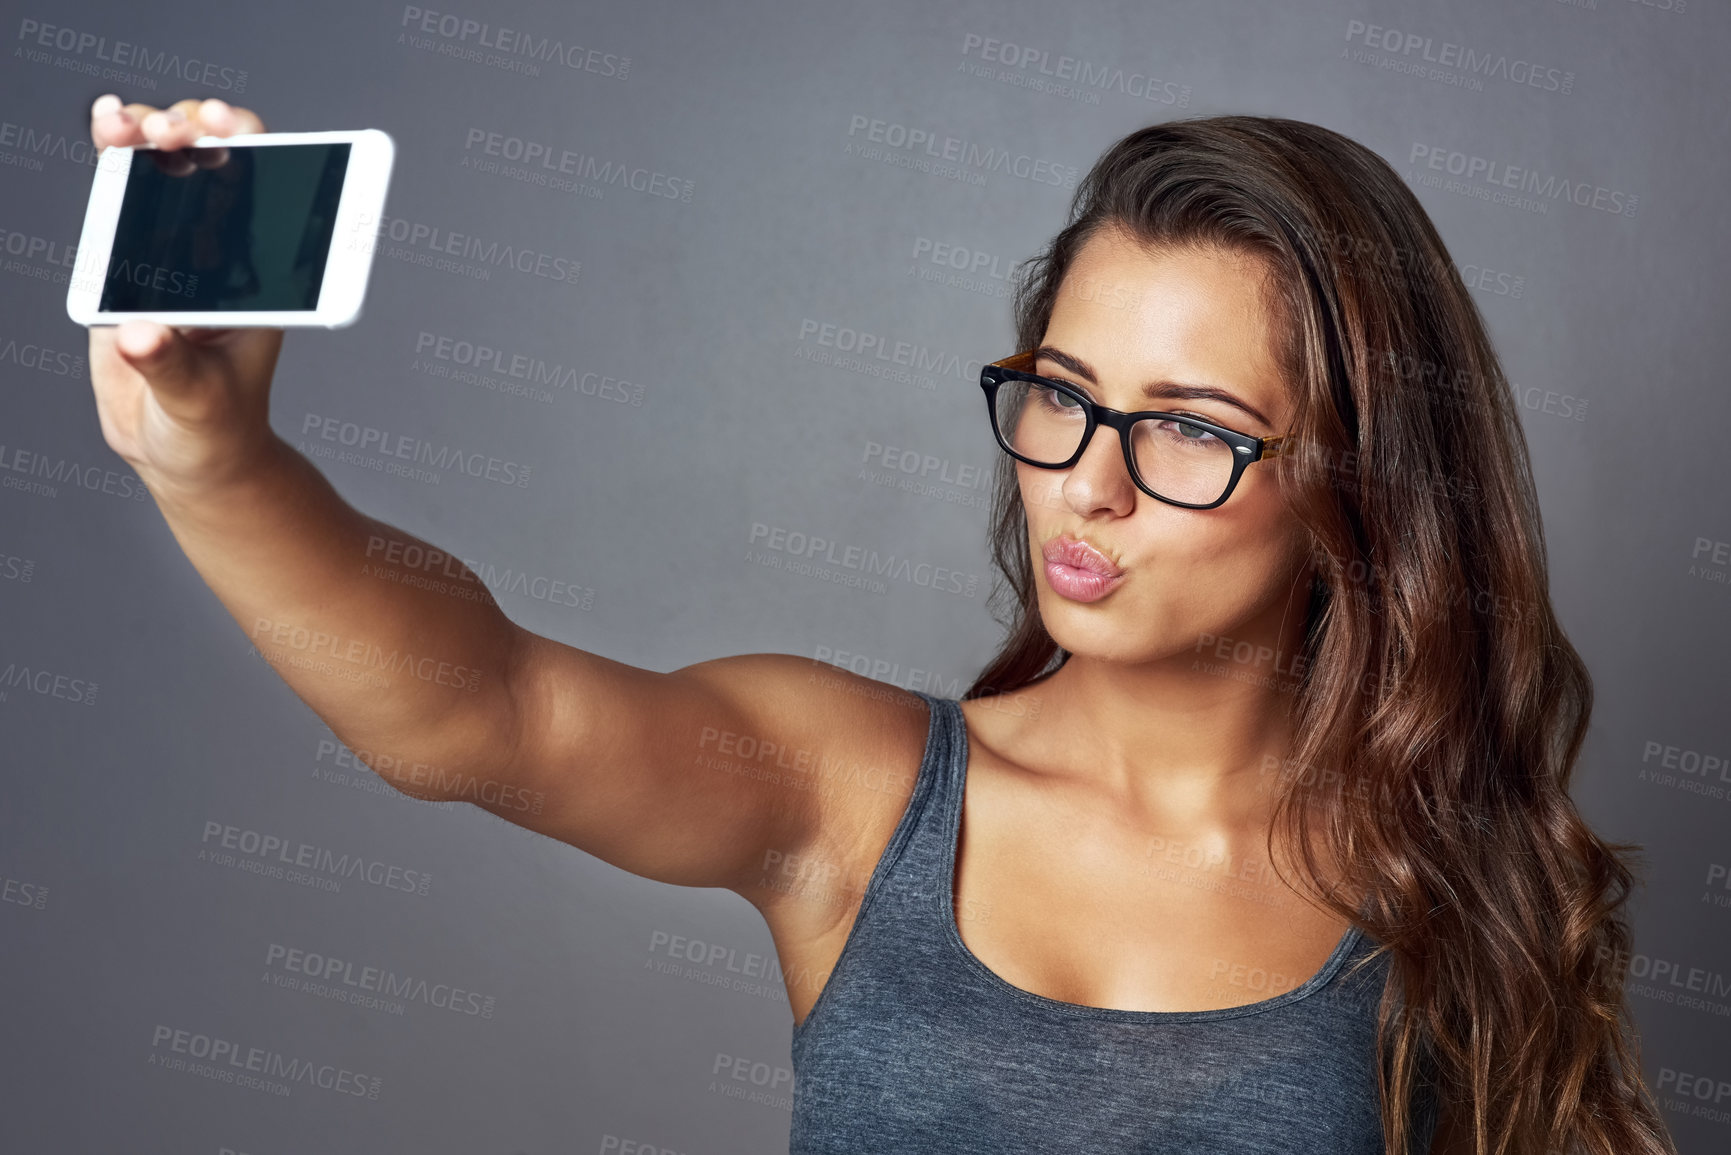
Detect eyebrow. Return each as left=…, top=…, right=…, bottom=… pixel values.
left=1033, top=344, right=1274, bottom=429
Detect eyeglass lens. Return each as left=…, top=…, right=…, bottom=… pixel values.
left=994, top=379, right=1237, bottom=505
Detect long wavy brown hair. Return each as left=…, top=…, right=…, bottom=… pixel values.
left=965, top=116, right=1676, bottom=1155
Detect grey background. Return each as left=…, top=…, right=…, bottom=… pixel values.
left=2, top=0, right=1727, bottom=1152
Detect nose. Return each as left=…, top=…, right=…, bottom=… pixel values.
left=1057, top=422, right=1138, bottom=517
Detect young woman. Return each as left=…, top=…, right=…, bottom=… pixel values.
left=85, top=95, right=1676, bottom=1155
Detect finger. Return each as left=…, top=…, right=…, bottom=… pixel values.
left=91, top=95, right=153, bottom=150
left=223, top=327, right=287, bottom=402
left=205, top=100, right=263, bottom=136
left=195, top=98, right=267, bottom=137
left=138, top=102, right=204, bottom=150
left=165, top=97, right=265, bottom=142
left=113, top=320, right=208, bottom=406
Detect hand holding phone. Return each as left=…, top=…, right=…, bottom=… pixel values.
left=82, top=96, right=291, bottom=500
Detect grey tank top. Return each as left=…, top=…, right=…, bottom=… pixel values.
left=788, top=691, right=1438, bottom=1154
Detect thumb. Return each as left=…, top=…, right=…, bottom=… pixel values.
left=114, top=320, right=210, bottom=406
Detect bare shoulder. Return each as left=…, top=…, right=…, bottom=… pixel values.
left=681, top=655, right=933, bottom=920
left=486, top=636, right=934, bottom=900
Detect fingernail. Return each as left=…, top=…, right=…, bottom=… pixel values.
left=164, top=107, right=186, bottom=123
left=91, top=93, right=121, bottom=117
left=141, top=111, right=168, bottom=134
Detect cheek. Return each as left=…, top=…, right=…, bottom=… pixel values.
left=1184, top=512, right=1310, bottom=606
left=1016, top=466, right=1069, bottom=524
left=1133, top=503, right=1307, bottom=603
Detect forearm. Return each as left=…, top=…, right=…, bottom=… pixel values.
left=147, top=432, right=523, bottom=792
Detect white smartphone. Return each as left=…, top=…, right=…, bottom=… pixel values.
left=66, top=129, right=395, bottom=329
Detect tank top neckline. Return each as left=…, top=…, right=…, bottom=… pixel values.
left=930, top=691, right=1365, bottom=1025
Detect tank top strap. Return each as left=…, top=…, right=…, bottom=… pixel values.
left=813, top=692, right=963, bottom=959
left=910, top=688, right=967, bottom=822
left=790, top=690, right=962, bottom=1060
left=858, top=690, right=966, bottom=918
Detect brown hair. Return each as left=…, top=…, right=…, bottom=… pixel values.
left=967, top=116, right=1675, bottom=1155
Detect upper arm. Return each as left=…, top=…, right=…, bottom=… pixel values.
left=468, top=627, right=929, bottom=900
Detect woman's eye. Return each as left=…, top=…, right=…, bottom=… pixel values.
left=1152, top=418, right=1222, bottom=446
left=1171, top=412, right=1224, bottom=435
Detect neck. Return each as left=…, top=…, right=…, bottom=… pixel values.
left=1033, top=653, right=1299, bottom=821
left=1007, top=583, right=1317, bottom=828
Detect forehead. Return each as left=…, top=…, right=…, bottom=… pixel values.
left=1047, top=227, right=1290, bottom=415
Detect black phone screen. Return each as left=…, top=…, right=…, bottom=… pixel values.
left=98, top=142, right=352, bottom=312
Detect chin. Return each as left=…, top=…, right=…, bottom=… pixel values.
left=1038, top=591, right=1123, bottom=653
left=1041, top=589, right=1187, bottom=668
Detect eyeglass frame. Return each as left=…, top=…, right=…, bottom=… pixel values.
left=978, top=350, right=1292, bottom=511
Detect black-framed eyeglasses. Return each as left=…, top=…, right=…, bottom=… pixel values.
left=979, top=350, right=1292, bottom=510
